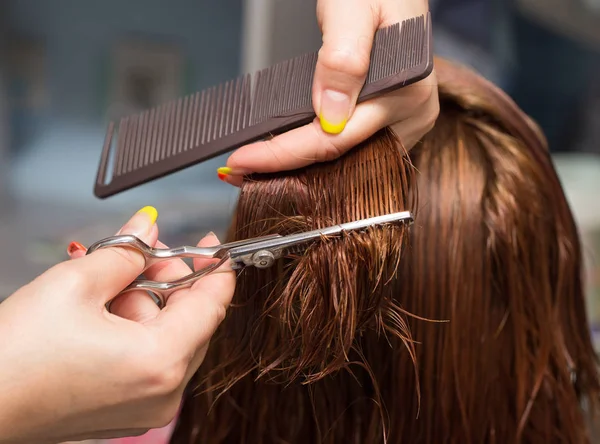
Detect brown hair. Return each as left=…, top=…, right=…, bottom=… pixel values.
left=170, top=58, right=600, bottom=443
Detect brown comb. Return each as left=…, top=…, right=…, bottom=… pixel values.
left=94, top=13, right=433, bottom=198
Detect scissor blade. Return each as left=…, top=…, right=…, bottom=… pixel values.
left=218, top=233, right=282, bottom=249
left=228, top=211, right=413, bottom=266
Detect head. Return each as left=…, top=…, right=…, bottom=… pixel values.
left=171, top=58, right=600, bottom=444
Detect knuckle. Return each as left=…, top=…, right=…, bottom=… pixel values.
left=408, top=82, right=439, bottom=134
left=106, top=246, right=143, bottom=270
left=54, top=263, right=87, bottom=290
left=412, top=82, right=435, bottom=108
left=318, top=46, right=370, bottom=80
left=427, top=99, right=440, bottom=131
left=423, top=90, right=440, bottom=132
left=151, top=363, right=186, bottom=396
left=134, top=348, right=186, bottom=397
left=207, top=300, right=227, bottom=326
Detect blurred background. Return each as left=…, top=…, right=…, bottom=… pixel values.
left=0, top=0, right=599, bottom=441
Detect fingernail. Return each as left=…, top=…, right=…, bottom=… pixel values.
left=217, top=167, right=232, bottom=178
left=319, top=90, right=350, bottom=134
left=118, top=206, right=158, bottom=236
left=217, top=166, right=251, bottom=181
left=217, top=168, right=228, bottom=182
left=137, top=205, right=158, bottom=224
left=206, top=231, right=221, bottom=243
left=67, top=241, right=86, bottom=256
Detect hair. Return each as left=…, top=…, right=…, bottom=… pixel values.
left=170, top=58, right=600, bottom=443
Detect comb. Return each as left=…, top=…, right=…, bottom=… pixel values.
left=94, top=13, right=433, bottom=198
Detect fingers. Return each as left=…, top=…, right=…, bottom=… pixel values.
left=65, top=237, right=160, bottom=321
left=216, top=0, right=437, bottom=181
left=144, top=240, right=194, bottom=283
left=108, top=291, right=162, bottom=323
left=224, top=79, right=437, bottom=176
left=389, top=77, right=440, bottom=149
left=65, top=237, right=167, bottom=322
left=72, top=206, right=159, bottom=305
left=109, top=239, right=198, bottom=322
left=313, top=0, right=380, bottom=134
left=149, top=233, right=236, bottom=354
left=67, top=241, right=87, bottom=259
left=191, top=232, right=221, bottom=273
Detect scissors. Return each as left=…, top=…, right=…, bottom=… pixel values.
left=86, top=211, right=414, bottom=308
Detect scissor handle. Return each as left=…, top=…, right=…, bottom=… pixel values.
left=86, top=234, right=223, bottom=270
left=106, top=255, right=231, bottom=310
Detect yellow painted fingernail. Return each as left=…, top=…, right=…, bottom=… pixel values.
left=217, top=167, right=231, bottom=182
left=319, top=115, right=347, bottom=134
left=319, top=89, right=350, bottom=134
left=217, top=166, right=253, bottom=181
left=137, top=206, right=158, bottom=224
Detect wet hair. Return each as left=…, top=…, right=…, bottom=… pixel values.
left=170, top=58, right=600, bottom=443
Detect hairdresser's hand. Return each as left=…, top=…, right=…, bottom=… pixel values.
left=0, top=207, right=235, bottom=444
left=218, top=0, right=438, bottom=184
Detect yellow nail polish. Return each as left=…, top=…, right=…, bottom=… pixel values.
left=320, top=115, right=347, bottom=134
left=137, top=206, right=158, bottom=224
left=217, top=166, right=232, bottom=175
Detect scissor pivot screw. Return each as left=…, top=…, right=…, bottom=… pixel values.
left=252, top=250, right=275, bottom=268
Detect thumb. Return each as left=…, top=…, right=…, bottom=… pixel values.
left=313, top=0, right=379, bottom=134
left=75, top=206, right=159, bottom=304
left=149, top=233, right=236, bottom=356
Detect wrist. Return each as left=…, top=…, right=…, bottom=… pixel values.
left=0, top=381, right=27, bottom=444
left=0, top=392, right=58, bottom=444
left=0, top=374, right=68, bottom=444
left=0, top=345, right=51, bottom=444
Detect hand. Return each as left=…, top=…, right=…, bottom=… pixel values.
left=0, top=207, right=235, bottom=444
left=217, top=0, right=439, bottom=185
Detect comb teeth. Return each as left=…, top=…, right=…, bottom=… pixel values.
left=95, top=13, right=433, bottom=198
left=250, top=52, right=318, bottom=126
